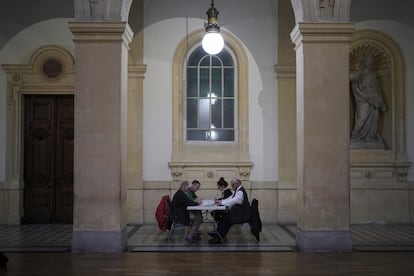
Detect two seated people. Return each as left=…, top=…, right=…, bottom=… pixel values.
left=170, top=177, right=250, bottom=244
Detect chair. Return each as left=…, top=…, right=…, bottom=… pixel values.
left=249, top=198, right=262, bottom=242
left=226, top=199, right=260, bottom=242
left=165, top=197, right=186, bottom=242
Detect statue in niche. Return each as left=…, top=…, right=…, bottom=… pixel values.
left=350, top=53, right=387, bottom=149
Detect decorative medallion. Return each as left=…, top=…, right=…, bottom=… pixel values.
left=207, top=171, right=215, bottom=178
left=364, top=171, right=373, bottom=179
left=42, top=58, right=63, bottom=79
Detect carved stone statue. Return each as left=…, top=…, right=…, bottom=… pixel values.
left=350, top=54, right=387, bottom=149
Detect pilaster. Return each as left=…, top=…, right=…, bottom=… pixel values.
left=126, top=64, right=146, bottom=224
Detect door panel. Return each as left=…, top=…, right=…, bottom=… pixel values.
left=55, top=96, right=74, bottom=223
left=24, top=96, right=55, bottom=223
left=24, top=95, right=74, bottom=223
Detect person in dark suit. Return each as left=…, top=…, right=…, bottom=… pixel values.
left=209, top=177, right=250, bottom=244
left=170, top=180, right=202, bottom=243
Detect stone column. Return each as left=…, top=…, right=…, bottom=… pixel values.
left=69, top=22, right=133, bottom=252
left=291, top=22, right=354, bottom=251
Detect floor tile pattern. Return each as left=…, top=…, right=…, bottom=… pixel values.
left=0, top=224, right=72, bottom=252
left=351, top=224, right=414, bottom=251
left=128, top=223, right=296, bottom=252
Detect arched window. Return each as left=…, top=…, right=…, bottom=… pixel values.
left=186, top=46, right=235, bottom=141
left=170, top=30, right=252, bottom=182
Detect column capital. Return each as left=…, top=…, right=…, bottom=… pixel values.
left=291, top=22, right=355, bottom=48
left=128, top=64, right=147, bottom=80
left=274, top=64, right=296, bottom=79
left=69, top=21, right=133, bottom=46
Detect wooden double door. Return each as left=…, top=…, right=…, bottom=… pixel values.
left=24, top=95, right=74, bottom=223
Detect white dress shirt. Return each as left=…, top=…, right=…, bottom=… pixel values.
left=221, top=186, right=244, bottom=207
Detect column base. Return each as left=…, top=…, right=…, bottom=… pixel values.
left=296, top=228, right=352, bottom=252
left=71, top=228, right=127, bottom=252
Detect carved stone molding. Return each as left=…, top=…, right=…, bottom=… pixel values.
left=1, top=45, right=75, bottom=183
left=73, top=0, right=132, bottom=22
left=128, top=64, right=147, bottom=80
left=350, top=161, right=411, bottom=182
left=168, top=162, right=253, bottom=182
left=274, top=64, right=296, bottom=79
left=69, top=21, right=133, bottom=48
left=290, top=0, right=351, bottom=24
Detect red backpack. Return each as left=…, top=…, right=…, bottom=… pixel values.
left=155, top=195, right=172, bottom=231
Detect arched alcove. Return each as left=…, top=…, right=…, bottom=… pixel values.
left=349, top=29, right=410, bottom=181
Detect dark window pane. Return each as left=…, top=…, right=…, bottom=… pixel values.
left=217, top=50, right=233, bottom=66
left=199, top=68, right=209, bottom=97
left=211, top=99, right=222, bottom=128
left=211, top=56, right=222, bottom=66
left=224, top=68, right=234, bottom=97
left=211, top=68, right=222, bottom=97
left=187, top=68, right=198, bottom=97
left=188, top=48, right=205, bottom=66
left=187, top=99, right=198, bottom=128
left=200, top=55, right=210, bottom=66
left=198, top=99, right=210, bottom=129
left=223, top=99, right=234, bottom=128
left=214, top=130, right=234, bottom=141
left=187, top=130, right=208, bottom=141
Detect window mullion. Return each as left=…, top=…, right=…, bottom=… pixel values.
left=208, top=55, right=212, bottom=140
left=221, top=65, right=224, bottom=130
left=197, top=65, right=200, bottom=129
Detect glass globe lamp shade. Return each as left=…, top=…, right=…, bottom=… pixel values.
left=202, top=32, right=224, bottom=55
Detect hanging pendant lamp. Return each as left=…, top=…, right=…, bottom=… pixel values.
left=202, top=0, right=224, bottom=55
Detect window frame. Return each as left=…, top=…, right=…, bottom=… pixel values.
left=184, top=45, right=237, bottom=143
left=170, top=29, right=251, bottom=178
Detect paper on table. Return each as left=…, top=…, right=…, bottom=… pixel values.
left=200, top=199, right=215, bottom=207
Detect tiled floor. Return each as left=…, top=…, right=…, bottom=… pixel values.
left=0, top=224, right=72, bottom=252
left=0, top=223, right=413, bottom=252
left=351, top=224, right=414, bottom=251
left=128, top=223, right=296, bottom=252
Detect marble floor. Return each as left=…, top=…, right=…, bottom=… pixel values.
left=0, top=223, right=413, bottom=252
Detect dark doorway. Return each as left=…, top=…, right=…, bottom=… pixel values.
left=23, top=95, right=74, bottom=223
